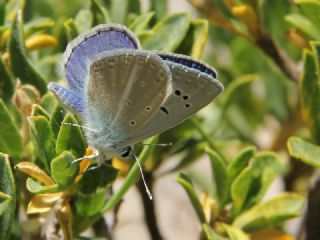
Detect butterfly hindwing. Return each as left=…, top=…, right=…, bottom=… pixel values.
left=116, top=54, right=223, bottom=147
left=64, top=24, right=141, bottom=96
left=86, top=49, right=172, bottom=144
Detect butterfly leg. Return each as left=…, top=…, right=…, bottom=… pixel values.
left=67, top=148, right=99, bottom=167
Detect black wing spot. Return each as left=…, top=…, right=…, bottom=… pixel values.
left=160, top=106, right=169, bottom=115
left=183, top=95, right=189, bottom=100
left=130, top=121, right=135, bottom=125
left=146, top=106, right=151, bottom=111
left=139, top=81, right=145, bottom=86
left=185, top=103, right=191, bottom=108
left=175, top=90, right=181, bottom=96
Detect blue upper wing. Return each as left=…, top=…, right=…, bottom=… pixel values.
left=63, top=24, right=141, bottom=96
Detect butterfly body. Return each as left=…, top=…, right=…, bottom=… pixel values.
left=48, top=24, right=223, bottom=161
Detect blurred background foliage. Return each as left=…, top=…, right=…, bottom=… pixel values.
left=1, top=0, right=320, bottom=239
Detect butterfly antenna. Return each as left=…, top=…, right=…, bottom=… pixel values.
left=133, top=154, right=153, bottom=200
left=137, top=142, right=173, bottom=147
left=62, top=122, right=99, bottom=133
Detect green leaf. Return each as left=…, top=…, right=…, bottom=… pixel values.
left=0, top=99, right=23, bottom=159
left=26, top=178, right=61, bottom=194
left=288, top=137, right=320, bottom=167
left=0, top=0, right=5, bottom=25
left=64, top=18, right=79, bottom=41
left=220, top=223, right=249, bottom=240
left=28, top=115, right=56, bottom=172
left=300, top=46, right=320, bottom=143
left=0, top=192, right=11, bottom=215
left=128, top=0, right=141, bottom=15
left=233, top=193, right=305, bottom=231
left=31, top=104, right=50, bottom=119
left=102, top=137, right=157, bottom=212
left=76, top=190, right=105, bottom=217
left=295, top=0, right=320, bottom=26
left=79, top=163, right=118, bottom=195
left=56, top=113, right=86, bottom=158
left=51, top=151, right=78, bottom=187
left=24, top=17, right=55, bottom=37
left=221, top=74, right=258, bottom=113
left=206, top=148, right=228, bottom=206
left=49, top=103, right=65, bottom=138
left=170, top=142, right=206, bottom=172
left=231, top=166, right=254, bottom=217
left=91, top=0, right=111, bottom=26
left=202, top=224, right=228, bottom=240
left=129, top=12, right=154, bottom=34
left=285, top=13, right=320, bottom=39
left=177, top=19, right=208, bottom=60
left=227, top=146, right=256, bottom=190
left=0, top=153, right=16, bottom=240
left=110, top=0, right=128, bottom=23
left=0, top=56, right=14, bottom=102
left=8, top=10, right=47, bottom=94
left=176, top=172, right=206, bottom=223
left=143, top=13, right=190, bottom=51
left=231, top=152, right=281, bottom=217
left=150, top=0, right=167, bottom=21
left=74, top=10, right=92, bottom=34
left=41, top=92, right=58, bottom=115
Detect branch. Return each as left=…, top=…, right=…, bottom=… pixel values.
left=187, top=0, right=300, bottom=83
left=137, top=172, right=163, bottom=240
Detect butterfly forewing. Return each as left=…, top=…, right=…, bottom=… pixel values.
left=87, top=50, right=172, bottom=143
left=64, top=24, right=141, bottom=96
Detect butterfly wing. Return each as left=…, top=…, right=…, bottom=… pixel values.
left=115, top=52, right=223, bottom=148
left=64, top=24, right=140, bottom=96
left=85, top=49, right=172, bottom=145
left=48, top=82, right=87, bottom=118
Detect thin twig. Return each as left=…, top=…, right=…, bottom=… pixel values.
left=137, top=172, right=163, bottom=240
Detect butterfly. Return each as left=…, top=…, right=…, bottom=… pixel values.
left=48, top=24, right=223, bottom=198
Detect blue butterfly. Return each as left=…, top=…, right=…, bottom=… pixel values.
left=48, top=24, right=223, bottom=197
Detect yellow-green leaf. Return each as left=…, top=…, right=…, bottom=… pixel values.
left=143, top=13, right=190, bottom=51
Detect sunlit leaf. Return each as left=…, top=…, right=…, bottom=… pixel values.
left=27, top=192, right=63, bottom=214
left=202, top=224, right=228, bottom=240
left=233, top=193, right=304, bottom=231
left=300, top=45, right=320, bottom=143
left=143, top=13, right=190, bottom=51
left=26, top=178, right=61, bottom=194
left=221, top=223, right=250, bottom=240
left=130, top=12, right=154, bottom=34
left=177, top=19, right=208, bottom=60
left=51, top=151, right=78, bottom=187
left=15, top=162, right=54, bottom=186
left=288, top=137, right=320, bottom=167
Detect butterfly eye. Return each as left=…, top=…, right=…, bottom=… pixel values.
left=121, top=146, right=132, bottom=158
